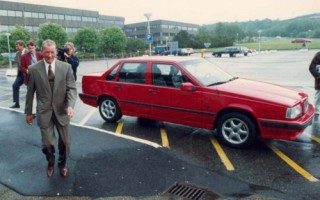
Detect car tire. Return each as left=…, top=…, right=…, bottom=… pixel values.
left=216, top=113, right=256, bottom=148
left=99, top=97, right=122, bottom=122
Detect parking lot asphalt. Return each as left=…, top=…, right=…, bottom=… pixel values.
left=0, top=108, right=288, bottom=199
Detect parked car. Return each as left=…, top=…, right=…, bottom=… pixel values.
left=152, top=46, right=169, bottom=55
left=79, top=56, right=314, bottom=148
left=212, top=46, right=248, bottom=57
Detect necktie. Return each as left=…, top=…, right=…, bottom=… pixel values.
left=48, top=65, right=55, bottom=92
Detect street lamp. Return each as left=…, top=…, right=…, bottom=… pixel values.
left=236, top=33, right=238, bottom=45
left=5, top=32, right=12, bottom=69
left=144, top=13, right=152, bottom=56
left=308, top=30, right=311, bottom=39
left=258, top=30, right=262, bottom=52
left=165, top=36, right=168, bottom=47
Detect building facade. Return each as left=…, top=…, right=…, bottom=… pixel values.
left=124, top=20, right=199, bottom=45
left=0, top=1, right=199, bottom=46
left=0, top=1, right=124, bottom=35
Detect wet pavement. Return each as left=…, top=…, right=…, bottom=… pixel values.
left=0, top=108, right=286, bottom=199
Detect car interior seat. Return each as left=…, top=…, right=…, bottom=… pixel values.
left=169, top=66, right=182, bottom=88
left=152, top=66, right=167, bottom=86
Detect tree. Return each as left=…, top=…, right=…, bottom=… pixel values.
left=98, top=27, right=127, bottom=55
left=0, top=26, right=31, bottom=53
left=173, top=30, right=192, bottom=48
left=126, top=38, right=147, bottom=54
left=73, top=28, right=99, bottom=51
left=37, top=22, right=68, bottom=48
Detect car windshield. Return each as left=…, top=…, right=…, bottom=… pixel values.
left=179, top=59, right=235, bottom=86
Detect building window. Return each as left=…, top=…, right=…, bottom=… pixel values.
left=38, top=13, right=45, bottom=18
left=0, top=10, right=7, bottom=16
left=8, top=10, right=15, bottom=17
left=58, top=15, right=64, bottom=20
left=0, top=25, right=9, bottom=31
left=53, top=14, right=59, bottom=20
left=24, top=11, right=31, bottom=18
left=31, top=12, right=39, bottom=18
left=16, top=11, right=23, bottom=17
left=46, top=13, right=53, bottom=19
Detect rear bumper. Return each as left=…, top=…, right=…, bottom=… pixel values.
left=259, top=104, right=314, bottom=140
left=79, top=93, right=98, bottom=107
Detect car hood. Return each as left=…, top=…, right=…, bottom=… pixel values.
left=216, top=78, right=304, bottom=107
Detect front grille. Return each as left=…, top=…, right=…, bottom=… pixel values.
left=163, top=182, right=221, bottom=200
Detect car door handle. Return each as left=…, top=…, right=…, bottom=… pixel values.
left=114, top=85, right=122, bottom=88
left=148, top=89, right=159, bottom=93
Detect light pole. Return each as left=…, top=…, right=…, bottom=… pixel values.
left=308, top=30, right=311, bottom=39
left=258, top=30, right=262, bottom=52
left=5, top=32, right=12, bottom=69
left=165, top=36, right=168, bottom=47
left=144, top=13, right=152, bottom=56
left=236, top=33, right=238, bottom=45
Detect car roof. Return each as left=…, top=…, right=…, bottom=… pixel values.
left=119, top=56, right=199, bottom=63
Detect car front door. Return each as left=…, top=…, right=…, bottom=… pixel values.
left=146, top=63, right=213, bottom=128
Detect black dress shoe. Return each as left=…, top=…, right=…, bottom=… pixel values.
left=9, top=103, right=20, bottom=108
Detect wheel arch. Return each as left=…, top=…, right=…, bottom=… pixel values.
left=214, top=108, right=261, bottom=136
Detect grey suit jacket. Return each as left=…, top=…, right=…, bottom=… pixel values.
left=25, top=59, right=77, bottom=128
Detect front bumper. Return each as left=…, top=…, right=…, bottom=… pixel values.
left=259, top=104, right=314, bottom=140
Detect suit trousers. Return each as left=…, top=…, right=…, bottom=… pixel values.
left=40, top=112, right=71, bottom=168
left=12, top=74, right=24, bottom=103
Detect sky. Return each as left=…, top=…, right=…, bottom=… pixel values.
left=3, top=0, right=320, bottom=25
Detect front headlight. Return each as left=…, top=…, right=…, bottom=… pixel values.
left=286, top=104, right=302, bottom=119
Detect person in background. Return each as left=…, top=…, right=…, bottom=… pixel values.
left=309, top=51, right=320, bottom=121
left=25, top=39, right=77, bottom=178
left=57, top=42, right=79, bottom=81
left=10, top=40, right=28, bottom=108
left=19, top=40, right=43, bottom=85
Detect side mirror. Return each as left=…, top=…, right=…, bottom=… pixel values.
left=180, top=82, right=197, bottom=91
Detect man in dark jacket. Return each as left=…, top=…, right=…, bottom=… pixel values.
left=309, top=51, right=320, bottom=121
left=10, top=40, right=28, bottom=108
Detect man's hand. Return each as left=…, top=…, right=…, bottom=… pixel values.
left=67, top=107, right=74, bottom=118
left=26, top=114, right=33, bottom=125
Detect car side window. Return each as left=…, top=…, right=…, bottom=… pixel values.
left=152, top=64, right=188, bottom=88
left=118, top=62, right=146, bottom=84
left=106, top=64, right=120, bottom=81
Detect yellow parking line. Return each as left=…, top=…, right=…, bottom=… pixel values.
left=265, top=141, right=319, bottom=182
left=160, top=127, right=170, bottom=148
left=115, top=120, right=123, bottom=134
left=305, top=132, right=320, bottom=144
left=79, top=108, right=97, bottom=126
left=210, top=137, right=234, bottom=171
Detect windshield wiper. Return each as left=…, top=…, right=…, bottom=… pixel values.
left=207, top=77, right=238, bottom=87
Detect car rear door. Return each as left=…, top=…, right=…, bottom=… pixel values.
left=110, top=62, right=152, bottom=117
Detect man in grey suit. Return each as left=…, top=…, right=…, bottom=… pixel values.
left=10, top=40, right=28, bottom=108
left=25, top=39, right=77, bottom=177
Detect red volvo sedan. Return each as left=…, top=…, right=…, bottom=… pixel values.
left=79, top=56, right=314, bottom=148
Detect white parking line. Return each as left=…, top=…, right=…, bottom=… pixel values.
left=0, top=106, right=162, bottom=149
left=79, top=107, right=97, bottom=126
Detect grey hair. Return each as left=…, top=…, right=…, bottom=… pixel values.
left=41, top=39, right=57, bottom=50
